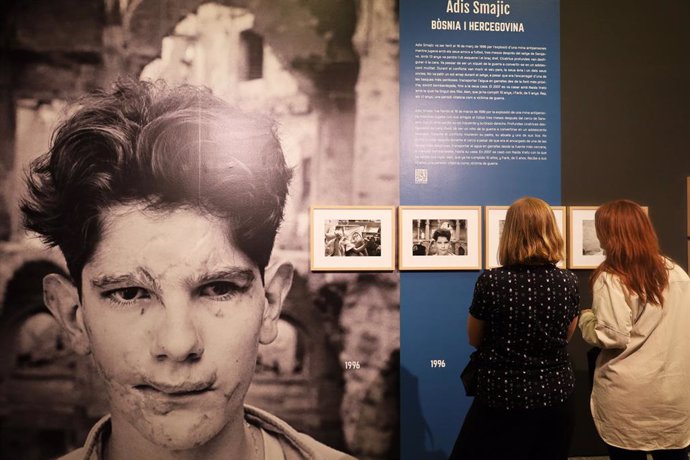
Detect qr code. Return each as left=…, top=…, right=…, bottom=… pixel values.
left=415, top=168, right=428, bottom=184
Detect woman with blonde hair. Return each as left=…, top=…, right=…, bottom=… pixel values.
left=579, top=200, right=690, bottom=460
left=450, top=197, right=580, bottom=460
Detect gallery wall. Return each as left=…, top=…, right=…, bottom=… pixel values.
left=398, top=1, right=563, bottom=457
left=398, top=0, right=690, bottom=457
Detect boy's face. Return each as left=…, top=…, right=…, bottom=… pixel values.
left=435, top=236, right=451, bottom=255
left=45, top=204, right=292, bottom=450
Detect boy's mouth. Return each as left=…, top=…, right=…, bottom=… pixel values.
left=133, top=381, right=216, bottom=415
left=135, top=381, right=213, bottom=396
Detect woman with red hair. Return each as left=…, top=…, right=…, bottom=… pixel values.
left=579, top=200, right=690, bottom=460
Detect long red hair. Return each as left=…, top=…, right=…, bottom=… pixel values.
left=591, top=200, right=668, bottom=306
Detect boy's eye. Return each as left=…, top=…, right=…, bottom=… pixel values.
left=199, top=281, right=241, bottom=298
left=105, top=287, right=151, bottom=303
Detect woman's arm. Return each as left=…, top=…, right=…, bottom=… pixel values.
left=578, top=309, right=597, bottom=345
left=354, top=241, right=368, bottom=256
left=467, top=314, right=486, bottom=348
left=566, top=316, right=578, bottom=341
left=578, top=274, right=633, bottom=349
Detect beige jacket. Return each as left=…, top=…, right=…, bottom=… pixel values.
left=57, top=405, right=356, bottom=460
left=579, top=262, right=690, bottom=450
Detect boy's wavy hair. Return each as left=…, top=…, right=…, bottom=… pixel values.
left=21, top=80, right=292, bottom=289
left=432, top=228, right=451, bottom=241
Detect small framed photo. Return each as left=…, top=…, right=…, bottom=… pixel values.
left=551, top=206, right=567, bottom=268
left=398, top=206, right=482, bottom=270
left=568, top=205, right=648, bottom=269
left=484, top=206, right=508, bottom=269
left=485, top=206, right=567, bottom=269
left=310, top=206, right=395, bottom=271
left=568, top=206, right=603, bottom=269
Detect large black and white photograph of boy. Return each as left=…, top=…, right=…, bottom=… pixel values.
left=0, top=2, right=400, bottom=459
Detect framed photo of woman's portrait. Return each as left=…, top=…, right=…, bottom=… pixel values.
left=485, top=206, right=567, bottom=269
left=398, top=206, right=482, bottom=270
left=310, top=206, right=396, bottom=271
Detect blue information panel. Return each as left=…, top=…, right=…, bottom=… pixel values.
left=399, top=1, right=560, bottom=457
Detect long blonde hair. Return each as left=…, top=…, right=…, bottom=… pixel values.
left=498, top=197, right=564, bottom=266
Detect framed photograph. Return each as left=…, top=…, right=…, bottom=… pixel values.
left=551, top=206, right=567, bottom=268
left=484, top=206, right=508, bottom=269
left=568, top=205, right=648, bottom=269
left=485, top=206, right=567, bottom=269
left=310, top=206, right=396, bottom=271
left=568, top=206, right=603, bottom=269
left=398, top=206, right=482, bottom=270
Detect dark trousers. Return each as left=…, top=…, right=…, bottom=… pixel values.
left=449, top=393, right=575, bottom=460
left=608, top=444, right=689, bottom=460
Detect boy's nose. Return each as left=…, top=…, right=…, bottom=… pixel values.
left=151, top=305, right=204, bottom=362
